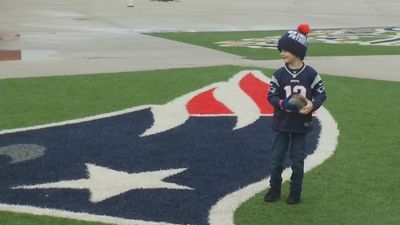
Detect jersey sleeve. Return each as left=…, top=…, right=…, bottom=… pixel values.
left=310, top=73, right=327, bottom=111
left=268, top=73, right=283, bottom=109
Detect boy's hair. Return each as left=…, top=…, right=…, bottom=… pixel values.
left=277, top=24, right=310, bottom=60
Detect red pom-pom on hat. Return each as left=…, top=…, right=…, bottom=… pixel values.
left=297, top=24, right=310, bottom=35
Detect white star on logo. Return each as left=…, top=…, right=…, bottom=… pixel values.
left=13, top=163, right=193, bottom=203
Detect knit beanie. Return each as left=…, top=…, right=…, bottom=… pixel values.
left=277, top=24, right=310, bottom=60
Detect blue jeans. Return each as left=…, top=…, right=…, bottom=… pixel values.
left=269, top=132, right=307, bottom=193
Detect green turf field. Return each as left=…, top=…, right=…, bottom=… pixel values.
left=0, top=211, right=108, bottom=225
left=1, top=65, right=399, bottom=225
left=235, top=75, right=400, bottom=225
left=149, top=29, right=400, bottom=60
left=0, top=66, right=243, bottom=130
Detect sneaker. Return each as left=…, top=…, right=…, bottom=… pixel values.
left=264, top=188, right=281, bottom=202
left=286, top=191, right=301, bottom=205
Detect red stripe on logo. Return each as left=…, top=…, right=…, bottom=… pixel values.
left=187, top=88, right=233, bottom=115
left=239, top=73, right=274, bottom=114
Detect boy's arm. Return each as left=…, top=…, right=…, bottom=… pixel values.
left=268, top=75, right=283, bottom=109
left=311, top=74, right=327, bottom=111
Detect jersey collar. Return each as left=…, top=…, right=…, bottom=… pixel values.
left=284, top=63, right=306, bottom=78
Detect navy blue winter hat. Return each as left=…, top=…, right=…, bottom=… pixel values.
left=277, top=24, right=310, bottom=60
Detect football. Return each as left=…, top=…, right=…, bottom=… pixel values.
left=288, top=94, right=307, bottom=110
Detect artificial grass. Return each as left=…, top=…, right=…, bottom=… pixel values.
left=148, top=30, right=400, bottom=60
left=234, top=76, right=400, bottom=225
left=0, top=65, right=274, bottom=225
left=0, top=211, right=109, bottom=225
left=0, top=65, right=271, bottom=130
left=1, top=65, right=399, bottom=225
left=149, top=30, right=283, bottom=60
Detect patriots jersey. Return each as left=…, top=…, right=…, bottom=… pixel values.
left=268, top=63, right=327, bottom=133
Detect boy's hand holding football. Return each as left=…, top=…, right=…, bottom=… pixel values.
left=280, top=94, right=298, bottom=112
left=299, top=99, right=313, bottom=115
left=280, top=94, right=313, bottom=114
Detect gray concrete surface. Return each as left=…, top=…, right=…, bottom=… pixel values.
left=2, top=0, right=400, bottom=32
left=239, top=56, right=400, bottom=82
left=0, top=0, right=399, bottom=81
left=0, top=32, right=241, bottom=78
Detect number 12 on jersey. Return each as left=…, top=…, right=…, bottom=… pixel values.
left=284, top=85, right=307, bottom=98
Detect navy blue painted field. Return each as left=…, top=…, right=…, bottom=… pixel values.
left=1, top=108, right=321, bottom=225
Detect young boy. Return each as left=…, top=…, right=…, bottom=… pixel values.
left=264, top=24, right=327, bottom=204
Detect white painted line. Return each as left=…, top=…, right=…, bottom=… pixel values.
left=0, top=204, right=177, bottom=225
left=140, top=82, right=223, bottom=137
left=214, top=71, right=262, bottom=130
left=0, top=105, right=152, bottom=135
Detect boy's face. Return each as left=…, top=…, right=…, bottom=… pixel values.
left=280, top=49, right=299, bottom=64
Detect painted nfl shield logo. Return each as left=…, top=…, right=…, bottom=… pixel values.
left=0, top=71, right=339, bottom=225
